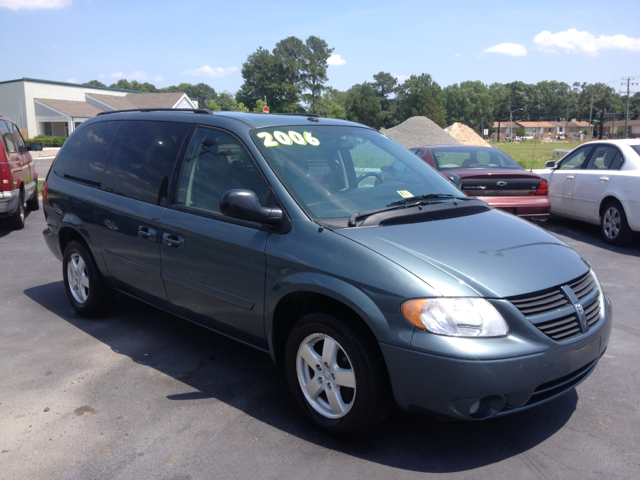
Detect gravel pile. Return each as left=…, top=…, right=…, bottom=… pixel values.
left=444, top=122, right=492, bottom=147
left=381, top=116, right=460, bottom=148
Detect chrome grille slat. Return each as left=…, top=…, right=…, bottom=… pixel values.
left=508, top=272, right=602, bottom=342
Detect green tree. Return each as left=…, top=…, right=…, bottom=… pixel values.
left=109, top=79, right=134, bottom=90
left=372, top=72, right=399, bottom=128
left=237, top=46, right=284, bottom=111
left=344, top=83, right=383, bottom=128
left=214, top=92, right=249, bottom=112
left=315, top=88, right=347, bottom=119
left=301, top=36, right=333, bottom=113
left=443, top=81, right=494, bottom=128
left=160, top=83, right=217, bottom=107
left=83, top=80, right=106, bottom=88
left=396, top=74, right=447, bottom=127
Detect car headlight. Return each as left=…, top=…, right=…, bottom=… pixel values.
left=401, top=298, right=508, bottom=337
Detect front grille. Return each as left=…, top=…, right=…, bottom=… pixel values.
left=508, top=272, right=602, bottom=341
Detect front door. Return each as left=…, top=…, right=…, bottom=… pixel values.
left=572, top=145, right=623, bottom=219
left=548, top=145, right=594, bottom=214
left=160, top=127, right=272, bottom=348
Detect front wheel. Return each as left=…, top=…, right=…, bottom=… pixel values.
left=63, top=241, right=114, bottom=316
left=601, top=200, right=634, bottom=246
left=285, top=313, right=393, bottom=436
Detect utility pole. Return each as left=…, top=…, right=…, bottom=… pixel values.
left=622, top=77, right=637, bottom=139
left=588, top=96, right=594, bottom=138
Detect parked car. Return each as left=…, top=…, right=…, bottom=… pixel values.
left=536, top=139, right=640, bottom=245
left=43, top=110, right=611, bottom=435
left=410, top=145, right=550, bottom=222
left=0, top=116, right=39, bottom=229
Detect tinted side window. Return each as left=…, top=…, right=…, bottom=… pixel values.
left=586, top=145, right=620, bottom=170
left=102, top=121, right=190, bottom=205
left=54, top=120, right=120, bottom=185
left=176, top=128, right=269, bottom=214
left=559, top=146, right=594, bottom=170
left=1, top=121, right=17, bottom=153
left=5, top=122, right=26, bottom=152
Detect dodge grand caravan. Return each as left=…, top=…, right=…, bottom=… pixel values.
left=43, top=109, right=611, bottom=435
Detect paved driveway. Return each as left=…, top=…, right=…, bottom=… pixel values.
left=1, top=210, right=639, bottom=479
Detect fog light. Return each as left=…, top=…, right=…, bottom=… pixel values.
left=469, top=400, right=481, bottom=415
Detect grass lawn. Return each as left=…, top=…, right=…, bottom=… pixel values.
left=490, top=140, right=589, bottom=169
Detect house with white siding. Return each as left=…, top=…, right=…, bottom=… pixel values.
left=0, top=78, right=197, bottom=138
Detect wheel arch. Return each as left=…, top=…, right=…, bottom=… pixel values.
left=598, top=194, right=625, bottom=218
left=266, top=272, right=395, bottom=368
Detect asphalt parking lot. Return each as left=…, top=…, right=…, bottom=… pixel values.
left=1, top=208, right=639, bottom=480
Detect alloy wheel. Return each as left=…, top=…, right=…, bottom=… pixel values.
left=296, top=333, right=357, bottom=419
left=603, top=206, right=621, bottom=240
left=67, top=253, right=90, bottom=304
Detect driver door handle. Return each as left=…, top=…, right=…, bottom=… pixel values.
left=162, top=233, right=185, bottom=249
left=138, top=226, right=157, bottom=242
left=599, top=176, right=609, bottom=182
left=566, top=175, right=574, bottom=180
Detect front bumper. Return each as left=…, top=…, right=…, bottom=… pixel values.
left=381, top=296, right=612, bottom=420
left=0, top=189, right=20, bottom=215
left=477, top=195, right=550, bottom=222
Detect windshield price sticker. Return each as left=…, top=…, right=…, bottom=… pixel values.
left=257, top=131, right=320, bottom=148
left=397, top=190, right=414, bottom=198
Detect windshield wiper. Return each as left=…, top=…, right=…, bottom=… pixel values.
left=386, top=193, right=469, bottom=207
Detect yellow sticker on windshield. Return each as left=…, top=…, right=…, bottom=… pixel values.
left=257, top=131, right=320, bottom=147
left=397, top=190, right=413, bottom=198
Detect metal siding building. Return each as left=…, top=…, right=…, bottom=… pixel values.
left=0, top=78, right=196, bottom=138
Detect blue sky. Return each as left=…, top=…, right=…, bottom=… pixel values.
left=1, top=0, right=639, bottom=94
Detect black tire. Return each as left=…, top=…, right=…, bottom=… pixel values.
left=62, top=241, right=114, bottom=316
left=26, top=183, right=39, bottom=211
left=285, top=313, right=393, bottom=436
left=8, top=191, right=25, bottom=230
left=601, top=200, right=634, bottom=246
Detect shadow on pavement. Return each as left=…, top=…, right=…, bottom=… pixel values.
left=25, top=281, right=578, bottom=473
left=539, top=215, right=640, bottom=257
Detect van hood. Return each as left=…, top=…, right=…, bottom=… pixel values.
left=337, top=209, right=590, bottom=298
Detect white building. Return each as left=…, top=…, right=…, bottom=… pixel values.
left=0, top=78, right=197, bottom=139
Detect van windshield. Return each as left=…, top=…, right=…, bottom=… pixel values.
left=251, top=125, right=462, bottom=220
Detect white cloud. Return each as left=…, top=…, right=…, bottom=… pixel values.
left=181, top=65, right=238, bottom=78
left=110, top=71, right=148, bottom=80
left=327, top=54, right=347, bottom=66
left=483, top=43, right=527, bottom=56
left=533, top=29, right=640, bottom=55
left=0, top=0, right=71, bottom=10
left=67, top=78, right=77, bottom=83
left=395, top=74, right=409, bottom=82
left=153, top=75, right=164, bottom=82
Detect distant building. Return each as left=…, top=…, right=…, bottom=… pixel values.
left=0, top=78, right=197, bottom=138
left=491, top=120, right=593, bottom=141
left=602, top=119, right=640, bottom=138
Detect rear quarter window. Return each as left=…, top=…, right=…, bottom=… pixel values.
left=53, top=120, right=121, bottom=185
left=101, top=120, right=190, bottom=205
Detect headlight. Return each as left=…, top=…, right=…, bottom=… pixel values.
left=401, top=298, right=508, bottom=337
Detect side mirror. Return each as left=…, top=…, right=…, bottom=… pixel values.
left=447, top=173, right=461, bottom=187
left=28, top=143, right=43, bottom=151
left=220, top=189, right=282, bottom=226
left=544, top=161, right=556, bottom=168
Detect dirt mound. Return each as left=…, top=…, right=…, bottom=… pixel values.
left=382, top=116, right=460, bottom=148
left=444, top=123, right=491, bottom=147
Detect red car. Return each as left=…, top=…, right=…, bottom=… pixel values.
left=0, top=116, right=39, bottom=229
left=410, top=145, right=550, bottom=222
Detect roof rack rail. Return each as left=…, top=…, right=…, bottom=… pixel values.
left=275, top=113, right=321, bottom=118
left=97, top=108, right=212, bottom=116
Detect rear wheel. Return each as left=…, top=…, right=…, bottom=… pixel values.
left=8, top=191, right=25, bottom=230
left=601, top=200, right=634, bottom=246
left=63, top=241, right=114, bottom=316
left=285, top=313, right=393, bottom=436
left=26, top=183, right=39, bottom=211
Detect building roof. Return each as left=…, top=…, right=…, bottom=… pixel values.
left=35, top=98, right=104, bottom=118
left=0, top=77, right=141, bottom=93
left=87, top=92, right=187, bottom=110
left=516, top=121, right=556, bottom=128
left=603, top=119, right=640, bottom=127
